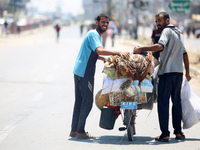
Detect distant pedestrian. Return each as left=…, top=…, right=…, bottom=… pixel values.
left=54, top=24, right=61, bottom=42
left=4, top=20, right=8, bottom=35
left=118, top=24, right=122, bottom=36
left=192, top=26, right=196, bottom=36
left=186, top=26, right=191, bottom=38
left=109, top=17, right=118, bottom=47
left=17, top=26, right=21, bottom=37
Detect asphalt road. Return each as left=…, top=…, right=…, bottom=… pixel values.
left=0, top=24, right=200, bottom=150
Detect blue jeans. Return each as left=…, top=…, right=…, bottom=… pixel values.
left=71, top=74, right=94, bottom=133
left=158, top=73, right=183, bottom=136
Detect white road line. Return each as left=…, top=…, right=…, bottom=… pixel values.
left=0, top=125, right=16, bottom=143
left=32, top=92, right=44, bottom=102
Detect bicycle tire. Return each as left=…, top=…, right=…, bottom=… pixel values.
left=125, top=109, right=136, bottom=141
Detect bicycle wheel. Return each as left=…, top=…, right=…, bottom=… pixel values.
left=125, top=109, right=136, bottom=141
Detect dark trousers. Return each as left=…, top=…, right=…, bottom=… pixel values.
left=71, top=74, right=94, bottom=133
left=111, top=33, right=116, bottom=47
left=56, top=32, right=60, bottom=40
left=158, top=73, right=183, bottom=136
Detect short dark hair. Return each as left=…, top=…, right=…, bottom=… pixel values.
left=156, top=12, right=170, bottom=21
left=96, top=13, right=109, bottom=22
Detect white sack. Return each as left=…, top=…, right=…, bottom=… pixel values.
left=181, top=77, right=200, bottom=129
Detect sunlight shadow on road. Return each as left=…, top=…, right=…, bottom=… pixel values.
left=68, top=135, right=200, bottom=145
left=68, top=135, right=154, bottom=145
left=97, top=135, right=155, bottom=145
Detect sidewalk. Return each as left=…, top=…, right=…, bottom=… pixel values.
left=0, top=26, right=52, bottom=47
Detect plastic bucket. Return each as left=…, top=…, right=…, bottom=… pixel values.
left=99, top=108, right=117, bottom=130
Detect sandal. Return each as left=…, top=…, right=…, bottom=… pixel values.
left=175, top=133, right=185, bottom=140
left=69, top=131, right=77, bottom=137
left=155, top=134, right=169, bottom=142
left=76, top=132, right=95, bottom=139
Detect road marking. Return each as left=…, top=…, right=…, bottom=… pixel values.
left=0, top=125, right=16, bottom=143
left=32, top=92, right=44, bottom=101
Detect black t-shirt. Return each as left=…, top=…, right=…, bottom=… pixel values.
left=151, top=29, right=162, bottom=60
left=151, top=29, right=162, bottom=44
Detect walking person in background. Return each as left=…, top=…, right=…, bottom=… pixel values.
left=69, top=13, right=130, bottom=139
left=4, top=20, right=8, bottom=35
left=134, top=12, right=191, bottom=142
left=54, top=24, right=61, bottom=42
left=17, top=26, right=21, bottom=37
left=192, top=26, right=196, bottom=37
left=109, top=17, right=118, bottom=47
left=186, top=26, right=191, bottom=38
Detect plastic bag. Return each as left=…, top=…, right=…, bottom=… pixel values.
left=132, top=78, right=153, bottom=93
left=181, top=77, right=200, bottom=129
